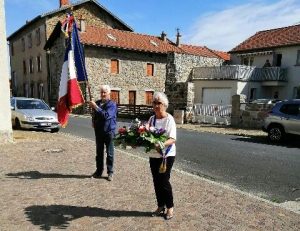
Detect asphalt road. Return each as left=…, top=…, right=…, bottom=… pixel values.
left=62, top=116, right=300, bottom=204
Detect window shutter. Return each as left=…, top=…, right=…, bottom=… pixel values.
left=147, top=63, right=153, bottom=76
left=145, top=91, right=153, bottom=105
left=111, top=60, right=119, bottom=74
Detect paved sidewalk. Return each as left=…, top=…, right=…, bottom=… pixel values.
left=0, top=131, right=299, bottom=231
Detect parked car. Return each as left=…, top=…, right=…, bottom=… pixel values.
left=262, top=99, right=300, bottom=141
left=251, top=99, right=281, bottom=104
left=10, top=97, right=60, bottom=133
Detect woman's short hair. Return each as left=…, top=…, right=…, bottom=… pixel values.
left=153, top=92, right=169, bottom=108
left=101, top=85, right=111, bottom=93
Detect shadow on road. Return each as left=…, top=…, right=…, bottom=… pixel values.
left=24, top=204, right=151, bottom=230
left=6, top=171, right=90, bottom=179
left=232, top=136, right=300, bottom=148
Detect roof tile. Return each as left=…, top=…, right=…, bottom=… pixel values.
left=230, top=24, right=300, bottom=53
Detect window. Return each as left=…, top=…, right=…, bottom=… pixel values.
left=280, top=104, right=300, bottom=116
left=29, top=57, right=34, bottom=73
left=293, top=87, right=300, bottom=99
left=37, top=55, right=42, bottom=72
left=296, top=50, right=300, bottom=65
left=38, top=83, right=44, bottom=99
left=275, top=54, right=282, bottom=67
left=30, top=83, right=35, bottom=98
left=35, top=28, right=41, bottom=45
left=28, top=33, right=32, bottom=48
left=21, top=37, right=25, bottom=52
left=23, top=83, right=29, bottom=97
left=145, top=91, right=153, bottom=105
left=23, top=60, right=27, bottom=74
left=147, top=63, right=154, bottom=76
left=110, top=59, right=119, bottom=74
left=12, top=72, right=17, bottom=88
left=110, top=90, right=119, bottom=104
left=11, top=43, right=14, bottom=56
left=242, top=57, right=254, bottom=66
left=250, top=88, right=257, bottom=101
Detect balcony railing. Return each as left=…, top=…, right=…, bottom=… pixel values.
left=192, top=65, right=288, bottom=82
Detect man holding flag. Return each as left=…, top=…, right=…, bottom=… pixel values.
left=89, top=85, right=117, bottom=181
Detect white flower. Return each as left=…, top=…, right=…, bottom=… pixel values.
left=149, top=126, right=156, bottom=132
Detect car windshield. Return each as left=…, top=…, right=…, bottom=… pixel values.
left=16, top=100, right=50, bottom=110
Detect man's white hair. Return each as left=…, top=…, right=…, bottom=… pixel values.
left=101, top=85, right=111, bottom=93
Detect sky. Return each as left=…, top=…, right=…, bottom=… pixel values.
left=3, top=0, right=300, bottom=52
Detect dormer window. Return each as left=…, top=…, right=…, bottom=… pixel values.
left=107, top=34, right=117, bottom=41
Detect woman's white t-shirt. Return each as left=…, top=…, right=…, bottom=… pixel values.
left=147, top=113, right=177, bottom=158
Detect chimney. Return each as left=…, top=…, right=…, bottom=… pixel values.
left=60, top=0, right=69, bottom=8
left=26, top=20, right=30, bottom=24
left=176, top=30, right=181, bottom=47
left=79, top=15, right=86, bottom=32
left=161, top=31, right=167, bottom=42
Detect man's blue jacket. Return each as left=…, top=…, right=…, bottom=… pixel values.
left=92, top=99, right=117, bottom=135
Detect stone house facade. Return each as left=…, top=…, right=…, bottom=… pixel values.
left=7, top=0, right=132, bottom=104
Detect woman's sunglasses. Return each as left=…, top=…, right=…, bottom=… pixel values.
left=152, top=101, right=163, bottom=105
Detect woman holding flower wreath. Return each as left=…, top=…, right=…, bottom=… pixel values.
left=148, top=92, right=176, bottom=220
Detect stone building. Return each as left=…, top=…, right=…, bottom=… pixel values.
left=7, top=0, right=132, bottom=105
left=8, top=0, right=229, bottom=112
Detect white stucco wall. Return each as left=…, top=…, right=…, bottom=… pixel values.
left=0, top=0, right=13, bottom=143
left=193, top=80, right=238, bottom=104
left=230, top=45, right=300, bottom=100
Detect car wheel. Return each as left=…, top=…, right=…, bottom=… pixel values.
left=268, top=125, right=284, bottom=141
left=51, top=128, right=60, bottom=133
left=15, top=118, right=21, bottom=130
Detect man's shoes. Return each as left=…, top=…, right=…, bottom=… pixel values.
left=91, top=171, right=102, bottom=179
left=107, top=173, right=113, bottom=181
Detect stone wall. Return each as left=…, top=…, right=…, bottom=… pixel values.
left=49, top=40, right=167, bottom=107
left=165, top=52, right=223, bottom=109
left=84, top=46, right=166, bottom=104
left=231, top=95, right=274, bottom=128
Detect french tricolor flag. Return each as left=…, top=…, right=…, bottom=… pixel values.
left=57, top=22, right=85, bottom=128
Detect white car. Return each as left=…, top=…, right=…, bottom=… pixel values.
left=10, top=97, right=60, bottom=133
left=251, top=99, right=281, bottom=104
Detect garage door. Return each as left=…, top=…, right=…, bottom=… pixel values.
left=203, top=88, right=231, bottom=105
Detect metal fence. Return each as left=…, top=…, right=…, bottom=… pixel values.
left=191, top=104, right=232, bottom=125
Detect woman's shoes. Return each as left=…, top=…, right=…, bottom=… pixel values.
left=151, top=207, right=166, bottom=217
left=164, top=208, right=174, bottom=220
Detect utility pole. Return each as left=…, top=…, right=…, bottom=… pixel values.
left=0, top=0, right=13, bottom=143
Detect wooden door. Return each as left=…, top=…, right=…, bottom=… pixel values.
left=145, top=91, right=153, bottom=105
left=129, top=91, right=135, bottom=105
left=110, top=90, right=119, bottom=104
